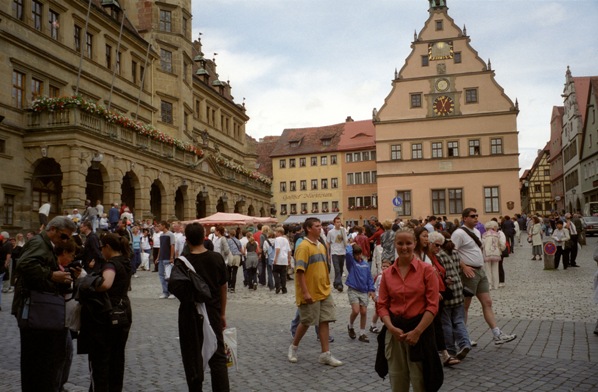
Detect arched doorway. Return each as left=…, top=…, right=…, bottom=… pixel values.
left=196, top=192, right=207, bottom=219
left=175, top=187, right=185, bottom=220
left=260, top=207, right=266, bottom=217
left=85, top=166, right=104, bottom=207
left=216, top=196, right=227, bottom=213
left=32, top=158, right=62, bottom=216
left=150, top=181, right=163, bottom=221
left=121, top=171, right=137, bottom=212
left=247, top=205, right=255, bottom=216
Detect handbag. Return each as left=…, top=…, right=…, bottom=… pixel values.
left=168, top=256, right=212, bottom=303
left=19, top=290, right=66, bottom=331
left=109, top=299, right=131, bottom=328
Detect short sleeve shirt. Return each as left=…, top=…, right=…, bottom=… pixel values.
left=294, top=238, right=330, bottom=305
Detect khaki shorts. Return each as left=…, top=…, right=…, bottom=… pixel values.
left=460, top=266, right=489, bottom=296
left=299, top=295, right=336, bottom=326
left=347, top=287, right=369, bottom=307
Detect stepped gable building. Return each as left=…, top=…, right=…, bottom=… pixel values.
left=561, top=67, right=592, bottom=214
left=0, top=0, right=271, bottom=230
left=579, top=78, right=598, bottom=210
left=270, top=122, right=343, bottom=222
left=337, top=118, right=378, bottom=227
left=549, top=106, right=565, bottom=213
left=374, top=0, right=520, bottom=222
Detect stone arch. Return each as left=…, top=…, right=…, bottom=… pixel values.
left=175, top=186, right=186, bottom=220
left=150, top=179, right=166, bottom=221
left=31, top=158, right=63, bottom=217
left=247, top=205, right=256, bottom=216
left=121, top=171, right=141, bottom=213
left=260, top=207, right=266, bottom=217
left=85, top=163, right=108, bottom=208
left=216, top=195, right=228, bottom=213
left=195, top=187, right=208, bottom=219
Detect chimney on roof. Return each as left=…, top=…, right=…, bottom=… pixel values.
left=345, top=116, right=354, bottom=122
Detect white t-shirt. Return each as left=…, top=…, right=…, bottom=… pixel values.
left=451, top=226, right=484, bottom=268
left=274, top=236, right=291, bottom=266
left=39, top=203, right=51, bottom=216
left=240, top=237, right=249, bottom=254
left=326, top=227, right=348, bottom=256
left=174, top=232, right=185, bottom=257
left=152, top=231, right=162, bottom=248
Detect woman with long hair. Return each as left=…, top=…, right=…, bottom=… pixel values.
left=413, top=227, right=432, bottom=264
left=79, top=233, right=132, bottom=391
left=245, top=233, right=259, bottom=290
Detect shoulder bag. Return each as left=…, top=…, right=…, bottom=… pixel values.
left=18, top=290, right=66, bottom=331
left=168, top=256, right=212, bottom=303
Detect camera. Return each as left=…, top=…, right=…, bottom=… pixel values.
left=66, top=260, right=83, bottom=270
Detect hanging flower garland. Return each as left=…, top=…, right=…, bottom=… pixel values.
left=212, top=154, right=272, bottom=185
left=30, top=96, right=204, bottom=158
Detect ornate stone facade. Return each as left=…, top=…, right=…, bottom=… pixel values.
left=0, top=0, right=271, bottom=230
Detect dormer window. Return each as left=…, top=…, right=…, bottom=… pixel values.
left=290, top=139, right=302, bottom=148
left=321, top=138, right=332, bottom=146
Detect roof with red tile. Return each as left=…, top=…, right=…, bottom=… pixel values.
left=269, top=123, right=345, bottom=158
left=573, top=77, right=592, bottom=126
left=337, top=119, right=375, bottom=151
left=254, top=136, right=280, bottom=178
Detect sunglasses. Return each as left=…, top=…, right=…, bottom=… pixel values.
left=468, top=214, right=478, bottom=218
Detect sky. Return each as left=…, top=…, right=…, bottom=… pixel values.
left=191, top=0, right=598, bottom=174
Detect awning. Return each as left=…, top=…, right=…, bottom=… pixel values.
left=282, top=213, right=339, bottom=225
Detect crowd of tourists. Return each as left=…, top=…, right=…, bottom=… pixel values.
left=3, top=199, right=598, bottom=392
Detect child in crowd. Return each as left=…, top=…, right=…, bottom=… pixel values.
left=369, top=259, right=392, bottom=333
left=345, top=244, right=375, bottom=342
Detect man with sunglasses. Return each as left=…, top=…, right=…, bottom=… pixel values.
left=11, top=216, right=78, bottom=391
left=451, top=208, right=516, bottom=348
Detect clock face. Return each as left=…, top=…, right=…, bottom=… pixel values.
left=436, top=78, right=449, bottom=92
left=433, top=95, right=454, bottom=116
left=428, top=41, right=454, bottom=60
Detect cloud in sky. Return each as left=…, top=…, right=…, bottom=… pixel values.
left=192, top=0, right=598, bottom=174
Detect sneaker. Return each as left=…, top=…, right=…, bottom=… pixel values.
left=318, top=352, right=343, bottom=367
left=253, top=283, right=258, bottom=290
left=133, top=274, right=139, bottom=278
left=369, top=326, right=381, bottom=334
left=8, top=287, right=14, bottom=293
left=494, top=332, right=517, bottom=345
left=470, top=340, right=478, bottom=347
left=347, top=325, right=356, bottom=339
left=168, top=294, right=176, bottom=299
left=159, top=294, right=168, bottom=299
left=316, top=335, right=335, bottom=343
left=358, top=334, right=370, bottom=343
left=288, top=344, right=298, bottom=363
left=456, top=346, right=470, bottom=360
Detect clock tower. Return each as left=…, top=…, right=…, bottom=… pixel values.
left=374, top=1, right=521, bottom=222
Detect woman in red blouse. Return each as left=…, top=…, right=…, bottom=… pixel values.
left=376, top=229, right=443, bottom=392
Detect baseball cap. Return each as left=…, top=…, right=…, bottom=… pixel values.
left=0, top=231, right=9, bottom=239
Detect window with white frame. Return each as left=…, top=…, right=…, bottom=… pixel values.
left=290, top=181, right=296, bottom=191
left=432, top=189, right=446, bottom=215
left=280, top=182, right=286, bottom=192
left=412, top=143, right=423, bottom=159
left=448, top=188, right=463, bottom=214
left=279, top=159, right=286, bottom=169
left=391, top=145, right=401, bottom=160
left=447, top=141, right=459, bottom=157
left=311, top=179, right=318, bottom=190
left=321, top=156, right=327, bottom=165
left=490, top=138, right=503, bottom=155
left=484, top=186, right=500, bottom=213
left=469, top=139, right=480, bottom=156
left=396, top=191, right=412, bottom=216
left=432, top=142, right=443, bottom=158
left=331, top=178, right=338, bottom=188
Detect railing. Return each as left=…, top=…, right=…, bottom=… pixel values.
left=27, top=108, right=271, bottom=194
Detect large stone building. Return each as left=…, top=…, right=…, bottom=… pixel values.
left=0, top=0, right=271, bottom=230
left=374, top=0, right=521, bottom=222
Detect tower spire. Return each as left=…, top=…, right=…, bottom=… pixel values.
left=429, top=0, right=447, bottom=10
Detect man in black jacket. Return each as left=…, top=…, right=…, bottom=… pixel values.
left=80, top=220, right=104, bottom=273
left=12, top=216, right=77, bottom=392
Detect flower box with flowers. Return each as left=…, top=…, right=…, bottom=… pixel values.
left=30, top=96, right=204, bottom=159
left=332, top=208, right=339, bottom=212
left=301, top=210, right=308, bottom=214
left=311, top=210, right=319, bottom=214
left=322, top=209, right=329, bottom=213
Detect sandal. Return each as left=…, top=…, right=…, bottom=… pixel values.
left=443, top=355, right=461, bottom=367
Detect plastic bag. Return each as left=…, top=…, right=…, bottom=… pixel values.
left=224, top=327, right=238, bottom=370
left=141, top=252, right=150, bottom=270
left=165, top=263, right=173, bottom=280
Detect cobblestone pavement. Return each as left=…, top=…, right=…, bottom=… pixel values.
left=1, top=238, right=598, bottom=391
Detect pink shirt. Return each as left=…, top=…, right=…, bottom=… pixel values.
left=376, top=256, right=439, bottom=320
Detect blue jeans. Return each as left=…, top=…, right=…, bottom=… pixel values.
left=441, top=304, right=471, bottom=355
left=131, top=249, right=141, bottom=275
left=331, top=254, right=345, bottom=289
left=266, top=263, right=274, bottom=289
left=158, top=259, right=171, bottom=296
